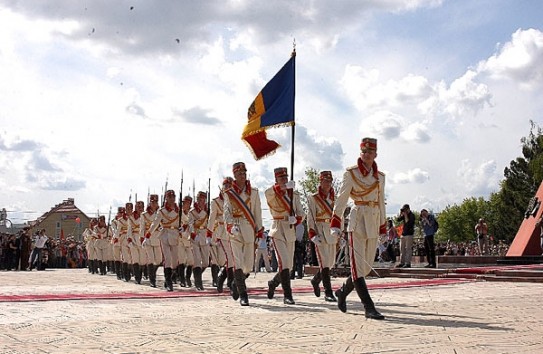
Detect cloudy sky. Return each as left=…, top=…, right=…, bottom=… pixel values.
left=1, top=0, right=542, bottom=228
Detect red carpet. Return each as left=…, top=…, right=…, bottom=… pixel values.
left=453, top=264, right=543, bottom=274
left=0, top=278, right=471, bottom=303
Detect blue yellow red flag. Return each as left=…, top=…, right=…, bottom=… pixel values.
left=242, top=55, right=295, bottom=160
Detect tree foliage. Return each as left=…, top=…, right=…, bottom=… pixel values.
left=438, top=121, right=543, bottom=243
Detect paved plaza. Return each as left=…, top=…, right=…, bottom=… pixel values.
left=0, top=268, right=542, bottom=354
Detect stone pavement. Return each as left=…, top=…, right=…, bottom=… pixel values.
left=0, top=268, right=542, bottom=354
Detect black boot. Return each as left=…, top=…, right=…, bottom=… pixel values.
left=115, top=261, right=122, bottom=280
left=97, top=260, right=103, bottom=275
left=310, top=270, right=322, bottom=297
left=88, top=260, right=93, bottom=273
left=336, top=277, right=355, bottom=313
left=322, top=267, right=337, bottom=302
left=267, top=272, right=281, bottom=299
left=280, top=269, right=295, bottom=305
left=101, top=260, right=108, bottom=275
left=228, top=267, right=239, bottom=300
left=177, top=264, right=186, bottom=287
left=211, top=264, right=219, bottom=287
left=185, top=266, right=193, bottom=287
left=194, top=267, right=204, bottom=290
left=134, top=263, right=142, bottom=284
left=148, top=264, right=156, bottom=288
left=164, top=267, right=174, bottom=291
left=234, top=269, right=249, bottom=306
left=143, top=263, right=149, bottom=279
left=354, top=277, right=384, bottom=320
left=123, top=262, right=132, bottom=282
left=216, top=266, right=227, bottom=293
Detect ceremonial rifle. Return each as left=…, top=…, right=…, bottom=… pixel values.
left=179, top=170, right=184, bottom=228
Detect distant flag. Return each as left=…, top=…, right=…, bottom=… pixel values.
left=242, top=52, right=295, bottom=160
left=60, top=228, right=65, bottom=240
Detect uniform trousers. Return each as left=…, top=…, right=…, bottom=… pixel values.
left=86, top=242, right=96, bottom=261
left=228, top=220, right=256, bottom=274
left=217, top=239, right=231, bottom=267
left=121, top=243, right=133, bottom=264
left=177, top=241, right=193, bottom=265
left=192, top=239, right=210, bottom=268
left=145, top=244, right=163, bottom=265
left=112, top=242, right=121, bottom=262
left=130, top=245, right=146, bottom=264
left=315, top=240, right=337, bottom=270
left=159, top=229, right=179, bottom=268
left=254, top=248, right=271, bottom=272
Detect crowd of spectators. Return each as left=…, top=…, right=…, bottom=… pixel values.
left=0, top=229, right=88, bottom=271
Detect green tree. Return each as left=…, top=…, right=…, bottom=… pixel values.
left=437, top=197, right=491, bottom=243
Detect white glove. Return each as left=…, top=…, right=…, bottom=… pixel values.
left=231, top=225, right=241, bottom=236
left=288, top=216, right=297, bottom=225
left=127, top=240, right=135, bottom=248
left=311, top=235, right=322, bottom=245
left=331, top=227, right=341, bottom=238
left=142, top=238, right=150, bottom=248
left=178, top=226, right=185, bottom=233
left=285, top=180, right=295, bottom=189
left=194, top=234, right=201, bottom=243
left=206, top=237, right=212, bottom=245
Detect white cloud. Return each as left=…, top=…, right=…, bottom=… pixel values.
left=457, top=159, right=499, bottom=197
left=391, top=168, right=430, bottom=184
left=477, top=28, right=543, bottom=89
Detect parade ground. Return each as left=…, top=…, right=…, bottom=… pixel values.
left=1, top=267, right=542, bottom=354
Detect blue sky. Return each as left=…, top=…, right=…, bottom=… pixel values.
left=0, top=0, right=542, bottom=228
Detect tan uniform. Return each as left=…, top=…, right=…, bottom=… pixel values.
left=308, top=190, right=337, bottom=270
left=83, top=228, right=96, bottom=262
left=149, top=205, right=179, bottom=268
left=111, top=219, right=122, bottom=262
left=189, top=207, right=209, bottom=269
left=332, top=165, right=385, bottom=279
left=207, top=196, right=231, bottom=268
left=141, top=210, right=162, bottom=266
left=224, top=185, right=263, bottom=274
left=116, top=216, right=133, bottom=264
left=178, top=210, right=194, bottom=266
left=128, top=213, right=146, bottom=265
left=265, top=185, right=304, bottom=271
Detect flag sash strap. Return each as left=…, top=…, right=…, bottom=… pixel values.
left=225, top=189, right=256, bottom=230
left=314, top=194, right=333, bottom=217
left=275, top=190, right=292, bottom=214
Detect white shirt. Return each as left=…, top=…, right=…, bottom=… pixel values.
left=35, top=234, right=48, bottom=248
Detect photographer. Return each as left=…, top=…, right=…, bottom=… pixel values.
left=396, top=204, right=415, bottom=268
left=420, top=209, right=437, bottom=268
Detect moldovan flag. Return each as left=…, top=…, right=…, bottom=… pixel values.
left=242, top=54, right=295, bottom=160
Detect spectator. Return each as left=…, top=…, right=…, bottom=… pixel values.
left=396, top=204, right=415, bottom=268
left=475, top=218, right=489, bottom=255
left=28, top=229, right=48, bottom=271
left=420, top=209, right=438, bottom=268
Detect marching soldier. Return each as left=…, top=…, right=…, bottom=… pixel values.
left=147, top=190, right=179, bottom=292
left=141, top=194, right=161, bottom=287
left=265, top=167, right=304, bottom=305
left=83, top=219, right=98, bottom=274
left=189, top=191, right=210, bottom=291
left=330, top=137, right=385, bottom=319
left=177, top=195, right=195, bottom=287
left=119, top=203, right=134, bottom=282
left=111, top=207, right=124, bottom=280
left=94, top=216, right=109, bottom=275
left=308, top=171, right=337, bottom=302
left=223, top=162, right=263, bottom=306
left=128, top=201, right=145, bottom=284
left=210, top=177, right=236, bottom=295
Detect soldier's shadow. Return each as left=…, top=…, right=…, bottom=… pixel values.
left=250, top=298, right=329, bottom=313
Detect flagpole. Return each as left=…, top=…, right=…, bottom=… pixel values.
left=289, top=45, right=296, bottom=221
